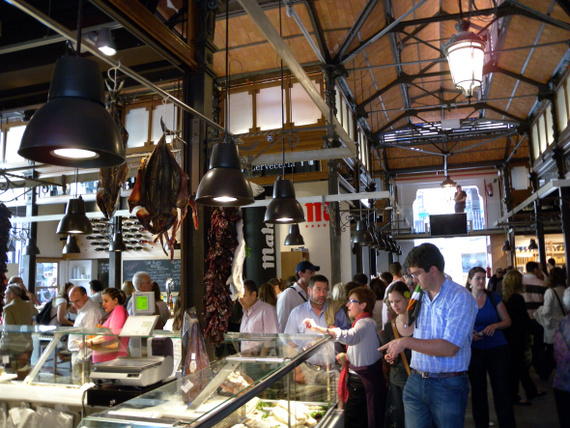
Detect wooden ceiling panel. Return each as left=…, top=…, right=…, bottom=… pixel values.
left=345, top=2, right=388, bottom=55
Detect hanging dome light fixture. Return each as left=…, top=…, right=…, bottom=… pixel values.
left=444, top=20, right=486, bottom=98
left=284, top=223, right=305, bottom=246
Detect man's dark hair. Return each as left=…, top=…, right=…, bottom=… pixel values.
left=404, top=243, right=445, bottom=273
left=309, top=274, right=329, bottom=288
left=353, top=273, right=368, bottom=285
left=89, top=279, right=104, bottom=292
left=344, top=281, right=362, bottom=298
left=525, top=261, right=539, bottom=274
left=389, top=262, right=402, bottom=276
left=243, top=279, right=258, bottom=295
left=369, top=278, right=386, bottom=300
left=380, top=271, right=393, bottom=285
left=547, top=258, right=556, bottom=266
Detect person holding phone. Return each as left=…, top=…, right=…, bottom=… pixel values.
left=466, top=267, right=515, bottom=428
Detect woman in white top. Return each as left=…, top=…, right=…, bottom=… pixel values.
left=304, top=286, right=386, bottom=428
left=50, top=282, right=75, bottom=326
left=536, top=268, right=568, bottom=344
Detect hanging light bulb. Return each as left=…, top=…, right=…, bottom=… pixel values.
left=444, top=20, right=486, bottom=98
left=56, top=196, right=93, bottom=235
left=284, top=223, right=305, bottom=246
left=62, top=235, right=81, bottom=254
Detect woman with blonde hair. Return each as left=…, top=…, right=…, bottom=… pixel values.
left=502, top=270, right=542, bottom=406
left=50, top=282, right=75, bottom=326
left=121, top=280, right=135, bottom=298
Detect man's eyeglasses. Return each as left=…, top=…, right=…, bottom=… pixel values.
left=348, top=299, right=361, bottom=304
left=409, top=270, right=424, bottom=279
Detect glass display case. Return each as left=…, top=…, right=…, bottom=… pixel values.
left=80, top=332, right=341, bottom=428
left=0, top=324, right=181, bottom=407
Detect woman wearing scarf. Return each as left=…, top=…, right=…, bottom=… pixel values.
left=304, top=286, right=385, bottom=427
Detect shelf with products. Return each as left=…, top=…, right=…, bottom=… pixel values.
left=81, top=333, right=340, bottom=428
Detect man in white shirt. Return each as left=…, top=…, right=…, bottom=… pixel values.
left=239, top=280, right=279, bottom=353
left=68, top=286, right=103, bottom=383
left=127, top=271, right=154, bottom=315
left=89, top=279, right=104, bottom=307
left=284, top=275, right=349, bottom=399
left=276, top=261, right=319, bottom=332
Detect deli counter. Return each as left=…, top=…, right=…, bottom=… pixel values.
left=79, top=332, right=343, bottom=428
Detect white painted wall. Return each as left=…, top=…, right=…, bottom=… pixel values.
left=275, top=181, right=353, bottom=284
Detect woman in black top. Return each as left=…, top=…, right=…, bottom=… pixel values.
left=502, top=270, right=541, bottom=405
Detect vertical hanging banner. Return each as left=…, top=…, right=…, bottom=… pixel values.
left=243, top=206, right=277, bottom=286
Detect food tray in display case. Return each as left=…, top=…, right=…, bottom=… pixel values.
left=80, top=333, right=342, bottom=428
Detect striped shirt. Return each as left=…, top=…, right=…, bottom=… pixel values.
left=411, top=277, right=477, bottom=373
left=522, top=273, right=546, bottom=320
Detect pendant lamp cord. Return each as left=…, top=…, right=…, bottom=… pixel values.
left=76, top=0, right=83, bottom=55
left=279, top=0, right=286, bottom=180
left=74, top=168, right=79, bottom=198
left=224, top=0, right=230, bottom=143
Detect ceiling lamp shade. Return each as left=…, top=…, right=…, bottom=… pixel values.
left=441, top=176, right=457, bottom=188
left=284, top=223, right=305, bottom=246
left=62, top=235, right=81, bottom=254
left=528, top=239, right=538, bottom=250
left=351, top=220, right=373, bottom=245
left=24, top=239, right=40, bottom=256
left=108, top=231, right=127, bottom=252
left=56, top=196, right=93, bottom=235
left=264, top=177, right=305, bottom=224
left=18, top=56, right=125, bottom=168
left=501, top=240, right=512, bottom=252
left=195, top=142, right=254, bottom=206
left=444, top=20, right=486, bottom=98
left=96, top=28, right=117, bottom=56
left=7, top=239, right=15, bottom=253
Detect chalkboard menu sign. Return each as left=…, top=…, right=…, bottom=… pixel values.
left=123, top=259, right=181, bottom=291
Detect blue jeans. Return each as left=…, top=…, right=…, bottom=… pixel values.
left=403, top=371, right=470, bottom=428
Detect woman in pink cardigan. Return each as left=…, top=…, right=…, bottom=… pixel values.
left=85, top=288, right=129, bottom=363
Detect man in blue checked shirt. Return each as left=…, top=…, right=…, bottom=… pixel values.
left=380, top=243, right=477, bottom=428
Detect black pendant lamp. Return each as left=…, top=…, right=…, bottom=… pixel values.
left=264, top=1, right=305, bottom=225
left=18, top=56, right=124, bottom=168
left=56, top=196, right=93, bottom=235
left=528, top=239, right=538, bottom=250
left=18, top=0, right=124, bottom=168
left=284, top=223, right=305, bottom=246
left=195, top=142, right=254, bottom=206
left=108, top=231, right=127, bottom=252
left=264, top=177, right=305, bottom=223
left=195, top=3, right=253, bottom=207
left=351, top=220, right=373, bottom=245
left=62, top=235, right=81, bottom=254
left=501, top=240, right=512, bottom=252
left=24, top=239, right=40, bottom=256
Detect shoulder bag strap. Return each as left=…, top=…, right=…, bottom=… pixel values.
left=391, top=319, right=411, bottom=376
left=553, top=288, right=567, bottom=316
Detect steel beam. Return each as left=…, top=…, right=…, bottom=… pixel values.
left=237, top=0, right=356, bottom=155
